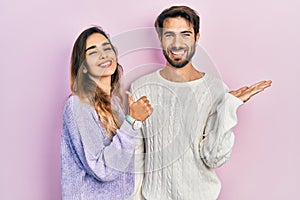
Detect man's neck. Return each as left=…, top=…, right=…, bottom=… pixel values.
left=160, top=63, right=203, bottom=82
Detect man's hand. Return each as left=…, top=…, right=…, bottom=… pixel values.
left=229, top=80, right=272, bottom=103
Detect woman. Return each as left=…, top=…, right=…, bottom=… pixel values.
left=61, top=26, right=152, bottom=199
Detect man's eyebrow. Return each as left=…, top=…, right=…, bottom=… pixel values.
left=85, top=45, right=96, bottom=52
left=181, top=30, right=193, bottom=34
left=163, top=31, right=174, bottom=35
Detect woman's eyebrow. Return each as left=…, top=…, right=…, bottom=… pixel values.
left=102, top=42, right=111, bottom=47
left=85, top=42, right=111, bottom=52
left=85, top=45, right=96, bottom=52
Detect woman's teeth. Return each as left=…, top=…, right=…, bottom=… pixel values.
left=99, top=61, right=111, bottom=67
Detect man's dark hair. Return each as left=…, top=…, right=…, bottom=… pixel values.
left=154, top=5, right=200, bottom=39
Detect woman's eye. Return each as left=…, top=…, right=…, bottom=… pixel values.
left=89, top=51, right=97, bottom=55
left=104, top=47, right=112, bottom=51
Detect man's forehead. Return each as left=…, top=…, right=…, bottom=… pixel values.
left=162, top=17, right=194, bottom=32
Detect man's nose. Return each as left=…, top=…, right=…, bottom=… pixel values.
left=172, top=35, right=183, bottom=48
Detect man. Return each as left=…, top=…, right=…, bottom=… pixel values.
left=129, top=5, right=272, bottom=200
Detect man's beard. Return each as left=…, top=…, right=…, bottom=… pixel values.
left=163, top=45, right=196, bottom=68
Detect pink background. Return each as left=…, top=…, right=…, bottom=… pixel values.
left=1, top=0, right=299, bottom=199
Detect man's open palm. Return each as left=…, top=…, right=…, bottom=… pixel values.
left=229, top=80, right=272, bottom=103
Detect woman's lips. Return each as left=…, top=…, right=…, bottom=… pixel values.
left=98, top=60, right=112, bottom=68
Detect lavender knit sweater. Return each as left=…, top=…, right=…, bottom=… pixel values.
left=61, top=95, right=138, bottom=200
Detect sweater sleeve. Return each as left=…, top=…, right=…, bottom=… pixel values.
left=199, top=92, right=243, bottom=168
left=63, top=96, right=138, bottom=182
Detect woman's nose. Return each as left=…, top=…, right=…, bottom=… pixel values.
left=99, top=51, right=107, bottom=60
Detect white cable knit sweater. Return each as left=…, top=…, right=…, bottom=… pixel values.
left=130, top=70, right=243, bottom=200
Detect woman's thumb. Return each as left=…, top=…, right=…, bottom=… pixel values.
left=126, top=91, right=134, bottom=106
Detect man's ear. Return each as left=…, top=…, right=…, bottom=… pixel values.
left=195, top=33, right=200, bottom=43
left=158, top=35, right=163, bottom=48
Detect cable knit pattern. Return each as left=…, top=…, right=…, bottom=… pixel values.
left=131, top=70, right=243, bottom=200
left=61, top=95, right=138, bottom=200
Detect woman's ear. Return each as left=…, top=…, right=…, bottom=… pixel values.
left=83, top=67, right=88, bottom=74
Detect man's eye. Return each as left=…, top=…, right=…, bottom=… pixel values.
left=104, top=47, right=112, bottom=51
left=183, top=33, right=191, bottom=37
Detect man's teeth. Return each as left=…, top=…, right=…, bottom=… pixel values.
left=171, top=50, right=185, bottom=55
left=100, top=61, right=111, bottom=67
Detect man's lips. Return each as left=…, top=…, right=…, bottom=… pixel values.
left=171, top=49, right=185, bottom=55
left=98, top=60, right=112, bottom=68
left=169, top=49, right=186, bottom=59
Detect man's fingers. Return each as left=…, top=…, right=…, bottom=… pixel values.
left=249, top=80, right=272, bottom=95
left=249, top=80, right=272, bottom=90
left=241, top=86, right=249, bottom=91
left=238, top=86, right=248, bottom=91
left=249, top=81, right=266, bottom=89
left=249, top=88, right=263, bottom=97
left=259, top=80, right=272, bottom=89
left=230, top=86, right=248, bottom=95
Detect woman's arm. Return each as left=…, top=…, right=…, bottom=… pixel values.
left=63, top=96, right=138, bottom=181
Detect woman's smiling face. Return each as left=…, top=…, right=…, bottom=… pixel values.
left=84, top=33, right=117, bottom=82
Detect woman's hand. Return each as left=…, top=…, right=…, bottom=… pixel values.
left=127, top=92, right=153, bottom=121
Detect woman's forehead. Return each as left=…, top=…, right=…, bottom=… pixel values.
left=86, top=33, right=110, bottom=48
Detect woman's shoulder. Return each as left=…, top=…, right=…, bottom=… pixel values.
left=63, top=95, right=95, bottom=117
left=63, top=95, right=78, bottom=113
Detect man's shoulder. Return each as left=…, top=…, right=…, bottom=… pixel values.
left=203, top=73, right=230, bottom=103
left=203, top=73, right=220, bottom=83
left=130, top=70, right=161, bottom=98
left=204, top=73, right=227, bottom=89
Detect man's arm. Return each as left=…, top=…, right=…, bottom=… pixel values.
left=199, top=92, right=243, bottom=168
left=199, top=80, right=272, bottom=168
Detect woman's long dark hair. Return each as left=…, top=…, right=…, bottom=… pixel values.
left=70, top=26, right=124, bottom=139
